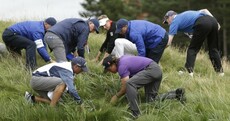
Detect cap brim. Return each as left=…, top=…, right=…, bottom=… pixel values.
left=163, top=20, right=168, bottom=24
left=99, top=19, right=109, bottom=26
left=95, top=27, right=99, bottom=34
left=81, top=66, right=88, bottom=72
left=163, top=16, right=168, bottom=24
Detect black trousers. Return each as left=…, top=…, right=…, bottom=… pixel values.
left=146, top=32, right=168, bottom=63
left=185, top=15, right=223, bottom=73
left=2, top=29, right=37, bottom=70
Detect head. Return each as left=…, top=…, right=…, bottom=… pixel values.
left=71, top=57, right=88, bottom=74
left=163, top=10, right=177, bottom=25
left=88, top=18, right=100, bottom=34
left=115, top=19, right=128, bottom=35
left=44, top=17, right=57, bottom=30
left=98, top=15, right=111, bottom=30
left=102, top=55, right=118, bottom=73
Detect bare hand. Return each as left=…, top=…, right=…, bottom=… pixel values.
left=49, top=59, right=56, bottom=63
left=110, top=95, right=118, bottom=105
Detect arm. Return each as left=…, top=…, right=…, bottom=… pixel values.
left=93, top=51, right=102, bottom=62
left=59, top=69, right=82, bottom=104
left=167, top=35, right=174, bottom=46
left=110, top=76, right=129, bottom=105
left=94, top=38, right=108, bottom=62
left=131, top=34, right=146, bottom=56
left=99, top=52, right=110, bottom=65
left=199, top=9, right=214, bottom=17
left=199, top=9, right=221, bottom=30
left=106, top=32, right=117, bottom=54
left=34, top=38, right=52, bottom=62
left=66, top=53, right=74, bottom=61
left=74, top=23, right=90, bottom=58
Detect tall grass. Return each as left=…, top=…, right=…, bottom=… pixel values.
left=0, top=21, right=229, bottom=121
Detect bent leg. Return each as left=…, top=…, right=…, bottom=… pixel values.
left=44, top=32, right=67, bottom=62
left=50, top=83, right=66, bottom=107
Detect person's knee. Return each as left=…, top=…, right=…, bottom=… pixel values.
left=27, top=42, right=36, bottom=50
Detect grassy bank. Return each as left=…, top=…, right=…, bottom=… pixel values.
left=0, top=21, right=229, bottom=121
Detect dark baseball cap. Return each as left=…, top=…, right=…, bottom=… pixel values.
left=72, top=57, right=88, bottom=72
left=90, top=18, right=100, bottom=34
left=163, top=10, right=177, bottom=24
left=115, top=18, right=128, bottom=34
left=45, top=17, right=57, bottom=26
left=102, top=55, right=114, bottom=73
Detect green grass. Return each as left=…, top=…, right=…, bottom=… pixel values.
left=0, top=21, right=229, bottom=121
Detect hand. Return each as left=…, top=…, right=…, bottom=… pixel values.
left=110, top=95, right=118, bottom=105
left=99, top=60, right=103, bottom=65
left=49, top=59, right=56, bottom=63
left=92, top=58, right=98, bottom=62
left=73, top=50, right=78, bottom=57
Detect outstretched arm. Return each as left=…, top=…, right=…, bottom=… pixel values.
left=110, top=76, right=129, bottom=105
left=167, top=35, right=174, bottom=47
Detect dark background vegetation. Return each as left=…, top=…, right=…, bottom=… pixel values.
left=80, top=0, right=230, bottom=59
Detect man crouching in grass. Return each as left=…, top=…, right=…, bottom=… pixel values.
left=102, top=55, right=186, bottom=119
left=25, top=57, right=88, bottom=106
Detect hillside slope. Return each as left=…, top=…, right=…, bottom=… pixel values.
left=0, top=22, right=229, bottom=121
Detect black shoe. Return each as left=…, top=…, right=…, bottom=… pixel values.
left=127, top=107, right=140, bottom=119
left=131, top=110, right=140, bottom=119
left=175, top=88, right=186, bottom=104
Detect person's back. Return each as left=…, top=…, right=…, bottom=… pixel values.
left=33, top=62, right=73, bottom=77
left=8, top=21, right=45, bottom=40
left=127, top=20, right=166, bottom=48
left=170, top=10, right=205, bottom=34
left=48, top=18, right=89, bottom=45
left=118, top=55, right=153, bottom=77
left=45, top=18, right=98, bottom=60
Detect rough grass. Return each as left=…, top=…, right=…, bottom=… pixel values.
left=0, top=21, right=229, bottom=121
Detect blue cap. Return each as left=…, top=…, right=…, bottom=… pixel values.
left=90, top=18, right=100, bottom=34
left=115, top=19, right=128, bottom=34
left=72, top=57, right=88, bottom=72
left=45, top=17, right=57, bottom=26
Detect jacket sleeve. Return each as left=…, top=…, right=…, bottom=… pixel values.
left=130, top=33, right=146, bottom=56
left=106, top=31, right=117, bottom=54
left=75, top=25, right=89, bottom=58
left=33, top=33, right=51, bottom=62
left=58, top=69, right=82, bottom=103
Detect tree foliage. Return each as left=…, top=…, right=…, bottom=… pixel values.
left=80, top=0, right=230, bottom=58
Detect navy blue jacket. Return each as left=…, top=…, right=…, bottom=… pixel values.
left=48, top=18, right=90, bottom=58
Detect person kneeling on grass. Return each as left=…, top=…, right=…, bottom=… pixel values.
left=25, top=56, right=88, bottom=107
left=102, top=55, right=186, bottom=118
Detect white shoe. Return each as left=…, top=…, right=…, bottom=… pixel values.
left=25, top=91, right=34, bottom=104
left=218, top=72, right=224, bottom=77
left=178, top=70, right=184, bottom=75
left=47, top=91, right=54, bottom=100
left=189, top=72, right=193, bottom=77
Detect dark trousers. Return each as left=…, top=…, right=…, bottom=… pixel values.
left=126, top=62, right=162, bottom=114
left=2, top=29, right=37, bottom=70
left=185, top=15, right=223, bottom=73
left=146, top=32, right=168, bottom=63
